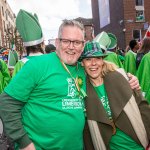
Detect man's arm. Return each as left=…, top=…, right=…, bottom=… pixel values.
left=127, top=73, right=140, bottom=90
left=0, top=92, right=32, bottom=149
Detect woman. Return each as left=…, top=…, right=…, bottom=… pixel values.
left=81, top=41, right=150, bottom=150
left=136, top=37, right=150, bottom=69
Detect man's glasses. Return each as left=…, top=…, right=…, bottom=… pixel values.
left=59, top=38, right=84, bottom=48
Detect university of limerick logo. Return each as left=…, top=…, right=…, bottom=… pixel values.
left=67, top=78, right=77, bottom=98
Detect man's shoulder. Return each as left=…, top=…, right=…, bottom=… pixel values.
left=143, top=52, right=150, bottom=58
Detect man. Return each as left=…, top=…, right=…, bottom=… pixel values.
left=124, top=39, right=139, bottom=75
left=0, top=19, right=139, bottom=150
left=94, top=32, right=123, bottom=68
left=45, top=44, right=56, bottom=53
left=129, top=39, right=139, bottom=53
left=0, top=19, right=86, bottom=150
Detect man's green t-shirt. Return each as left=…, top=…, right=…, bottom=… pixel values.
left=5, top=52, right=86, bottom=150
left=94, top=84, right=144, bottom=150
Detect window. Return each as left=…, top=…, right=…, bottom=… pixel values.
left=135, top=0, right=144, bottom=22
left=136, top=0, right=143, bottom=6
left=133, top=30, right=141, bottom=41
left=136, top=10, right=145, bottom=22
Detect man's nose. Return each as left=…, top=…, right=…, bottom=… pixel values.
left=68, top=41, right=74, bottom=48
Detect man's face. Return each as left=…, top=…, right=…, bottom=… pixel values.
left=55, top=26, right=84, bottom=65
left=134, top=42, right=140, bottom=51
left=82, top=57, right=104, bottom=80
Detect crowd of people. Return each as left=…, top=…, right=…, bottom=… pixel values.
left=0, top=9, right=150, bottom=150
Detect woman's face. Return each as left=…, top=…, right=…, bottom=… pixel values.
left=82, top=57, right=104, bottom=80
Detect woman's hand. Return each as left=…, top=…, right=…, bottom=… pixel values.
left=20, top=143, right=36, bottom=150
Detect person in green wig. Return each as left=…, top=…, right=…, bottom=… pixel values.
left=12, top=9, right=45, bottom=77
left=124, top=39, right=139, bottom=75
left=0, top=19, right=140, bottom=150
left=0, top=59, right=11, bottom=94
left=81, top=41, right=150, bottom=150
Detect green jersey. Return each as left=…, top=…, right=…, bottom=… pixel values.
left=5, top=52, right=86, bottom=150
left=104, top=51, right=123, bottom=68
left=124, top=50, right=137, bottom=75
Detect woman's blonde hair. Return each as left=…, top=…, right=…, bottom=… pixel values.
left=101, top=60, right=118, bottom=77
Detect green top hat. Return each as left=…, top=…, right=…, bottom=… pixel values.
left=93, top=31, right=111, bottom=51
left=34, top=13, right=39, bottom=21
left=107, top=33, right=117, bottom=50
left=79, top=41, right=108, bottom=61
left=16, top=9, right=44, bottom=47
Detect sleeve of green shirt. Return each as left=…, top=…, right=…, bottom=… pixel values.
left=0, top=92, right=32, bottom=148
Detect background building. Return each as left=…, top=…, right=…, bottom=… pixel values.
left=75, top=17, right=94, bottom=42
left=91, top=0, right=150, bottom=49
left=48, top=17, right=94, bottom=45
left=0, top=0, right=15, bottom=47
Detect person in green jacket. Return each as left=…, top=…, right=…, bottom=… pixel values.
left=12, top=9, right=45, bottom=77
left=124, top=39, right=139, bottom=75
left=0, top=17, right=140, bottom=150
left=94, top=32, right=123, bottom=68
left=105, top=33, right=124, bottom=68
left=136, top=52, right=150, bottom=104
left=0, top=59, right=11, bottom=94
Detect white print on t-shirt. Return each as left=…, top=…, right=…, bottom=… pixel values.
left=62, top=99, right=82, bottom=109
left=67, top=78, right=77, bottom=98
left=61, top=78, right=83, bottom=110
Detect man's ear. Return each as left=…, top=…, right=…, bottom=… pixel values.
left=55, top=38, right=59, bottom=48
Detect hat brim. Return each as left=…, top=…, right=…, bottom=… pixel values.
left=80, top=53, right=108, bottom=61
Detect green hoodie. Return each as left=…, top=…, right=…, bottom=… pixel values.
left=0, top=59, right=11, bottom=94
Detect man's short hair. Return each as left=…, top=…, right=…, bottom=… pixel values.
left=58, top=19, right=85, bottom=39
left=45, top=44, right=56, bottom=53
left=129, top=39, right=137, bottom=50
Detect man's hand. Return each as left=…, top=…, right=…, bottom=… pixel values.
left=127, top=73, right=141, bottom=90
left=20, top=143, right=36, bottom=150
